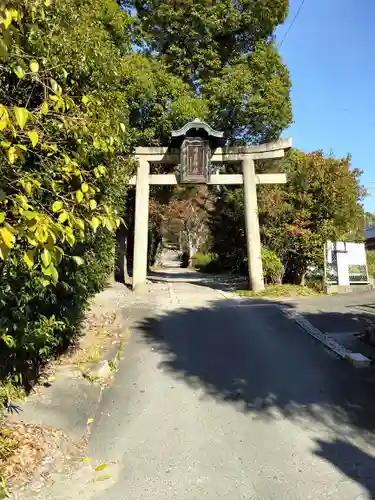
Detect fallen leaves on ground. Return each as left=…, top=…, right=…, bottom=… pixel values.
left=0, top=420, right=86, bottom=496
left=95, top=463, right=109, bottom=472
left=0, top=421, right=60, bottom=488
left=236, top=284, right=322, bottom=298
left=61, top=310, right=120, bottom=368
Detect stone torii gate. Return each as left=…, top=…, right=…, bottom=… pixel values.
left=129, top=119, right=292, bottom=292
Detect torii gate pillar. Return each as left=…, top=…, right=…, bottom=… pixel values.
left=132, top=157, right=150, bottom=293
left=130, top=119, right=292, bottom=293
left=242, top=156, right=263, bottom=292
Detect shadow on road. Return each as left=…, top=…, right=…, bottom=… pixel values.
left=148, top=269, right=248, bottom=292
left=137, top=298, right=375, bottom=435
left=136, top=297, right=375, bottom=496
left=314, top=438, right=375, bottom=499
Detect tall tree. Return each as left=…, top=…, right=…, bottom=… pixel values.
left=126, top=0, right=292, bottom=143
left=210, top=150, right=366, bottom=282
left=164, top=186, right=213, bottom=265
left=125, top=0, right=293, bottom=271
left=128, top=0, right=287, bottom=81
left=365, top=212, right=375, bottom=228
left=259, top=150, right=366, bottom=283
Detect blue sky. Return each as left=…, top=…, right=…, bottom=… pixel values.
left=276, top=0, right=375, bottom=212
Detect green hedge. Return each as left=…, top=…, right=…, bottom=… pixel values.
left=261, top=248, right=284, bottom=284
left=0, top=229, right=117, bottom=382
left=191, top=252, right=217, bottom=271
left=0, top=0, right=131, bottom=385
left=367, top=250, right=375, bottom=277
left=191, top=249, right=284, bottom=282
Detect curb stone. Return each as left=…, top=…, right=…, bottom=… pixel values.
left=218, top=290, right=243, bottom=300
left=279, top=306, right=371, bottom=368
left=217, top=287, right=372, bottom=369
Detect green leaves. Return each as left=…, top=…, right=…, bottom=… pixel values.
left=66, top=232, right=75, bottom=246
left=2, top=334, right=16, bottom=348
left=50, top=78, right=59, bottom=93
left=0, top=104, right=9, bottom=131
left=0, top=0, right=136, bottom=383
left=0, top=227, right=14, bottom=249
left=41, top=249, right=52, bottom=268
left=89, top=199, right=97, bottom=210
left=76, top=190, right=84, bottom=203
left=30, top=60, right=39, bottom=73
left=52, top=200, right=63, bottom=213
left=35, top=225, right=48, bottom=244
left=90, top=217, right=100, bottom=232
left=94, top=165, right=107, bottom=178
left=41, top=100, right=49, bottom=114
left=2, top=8, right=19, bottom=29
left=23, top=250, right=35, bottom=269
left=42, top=261, right=58, bottom=283
left=58, top=211, right=69, bottom=223
left=28, top=130, right=39, bottom=147
left=7, top=146, right=17, bottom=164
left=14, top=65, right=25, bottom=79
left=14, top=107, right=29, bottom=129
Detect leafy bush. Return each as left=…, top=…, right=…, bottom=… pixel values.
left=191, top=253, right=216, bottom=271
left=305, top=276, right=324, bottom=293
left=0, top=0, right=132, bottom=384
left=261, top=248, right=284, bottom=284
left=209, top=188, right=246, bottom=271
left=367, top=250, right=375, bottom=277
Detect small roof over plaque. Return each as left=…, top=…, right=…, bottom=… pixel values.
left=171, top=118, right=224, bottom=138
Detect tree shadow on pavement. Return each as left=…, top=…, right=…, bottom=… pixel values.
left=148, top=269, right=248, bottom=292
left=314, top=438, right=375, bottom=499
left=137, top=298, right=375, bottom=442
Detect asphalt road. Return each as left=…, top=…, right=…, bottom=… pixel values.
left=33, top=273, right=375, bottom=500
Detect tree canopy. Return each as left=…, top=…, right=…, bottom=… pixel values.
left=210, top=150, right=366, bottom=282
left=127, top=0, right=292, bottom=143
left=128, top=0, right=288, bottom=82
left=0, top=0, right=202, bottom=378
left=259, top=150, right=365, bottom=281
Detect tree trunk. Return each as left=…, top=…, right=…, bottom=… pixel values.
left=115, top=224, right=130, bottom=284
left=295, top=271, right=306, bottom=286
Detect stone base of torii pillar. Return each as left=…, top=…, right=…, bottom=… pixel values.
left=128, top=133, right=292, bottom=293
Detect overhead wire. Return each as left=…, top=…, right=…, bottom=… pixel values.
left=278, top=0, right=306, bottom=48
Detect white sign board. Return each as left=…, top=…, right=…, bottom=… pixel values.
left=326, top=241, right=368, bottom=285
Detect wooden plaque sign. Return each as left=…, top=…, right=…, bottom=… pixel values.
left=180, top=137, right=210, bottom=183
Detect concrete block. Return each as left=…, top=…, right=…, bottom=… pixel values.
left=345, top=352, right=371, bottom=368
left=324, top=284, right=373, bottom=294
left=89, top=359, right=111, bottom=379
